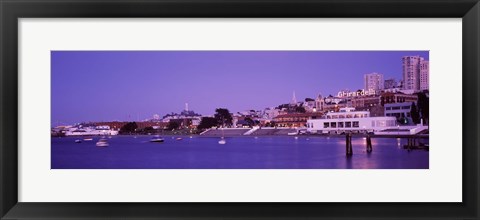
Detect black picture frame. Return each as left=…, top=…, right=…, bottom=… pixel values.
left=1, top=0, right=479, bottom=219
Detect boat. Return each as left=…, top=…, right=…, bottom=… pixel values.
left=218, top=127, right=226, bottom=144
left=75, top=139, right=82, bottom=143
left=83, top=137, right=93, bottom=141
left=176, top=137, right=183, bottom=141
left=150, top=136, right=164, bottom=143
left=287, top=132, right=298, bottom=136
left=218, top=137, right=226, bottom=145
left=96, top=139, right=109, bottom=147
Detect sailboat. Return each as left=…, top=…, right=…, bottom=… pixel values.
left=150, top=135, right=164, bottom=143
left=218, top=127, right=226, bottom=144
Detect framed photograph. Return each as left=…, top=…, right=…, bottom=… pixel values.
left=1, top=0, right=478, bottom=219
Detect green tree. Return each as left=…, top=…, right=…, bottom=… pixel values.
left=245, top=117, right=255, bottom=127
left=305, top=98, right=315, bottom=102
left=410, top=103, right=420, bottom=124
left=167, top=121, right=180, bottom=130
left=197, top=117, right=218, bottom=130
left=214, top=108, right=233, bottom=127
left=416, top=92, right=429, bottom=125
left=295, top=106, right=306, bottom=113
left=120, top=122, right=138, bottom=134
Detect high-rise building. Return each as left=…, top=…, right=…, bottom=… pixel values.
left=402, top=56, right=429, bottom=91
left=420, top=60, right=430, bottom=91
left=364, top=72, right=384, bottom=92
left=384, top=78, right=397, bottom=89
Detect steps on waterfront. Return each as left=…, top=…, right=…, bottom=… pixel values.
left=200, top=128, right=250, bottom=136
left=250, top=127, right=298, bottom=136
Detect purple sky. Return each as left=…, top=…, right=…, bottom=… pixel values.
left=51, top=51, right=429, bottom=125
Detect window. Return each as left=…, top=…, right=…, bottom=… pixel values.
left=345, top=122, right=352, bottom=128
left=386, top=107, right=392, bottom=110
left=353, top=121, right=359, bottom=127
left=392, top=107, right=401, bottom=110
left=331, top=122, right=337, bottom=128
left=324, top=122, right=329, bottom=128
left=402, top=106, right=410, bottom=109
left=338, top=122, right=344, bottom=128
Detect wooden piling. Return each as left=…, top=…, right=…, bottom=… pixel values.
left=366, top=134, right=372, bottom=153
left=346, top=133, right=353, bottom=156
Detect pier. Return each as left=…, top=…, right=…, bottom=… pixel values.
left=344, top=133, right=428, bottom=156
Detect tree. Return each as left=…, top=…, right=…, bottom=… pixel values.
left=295, top=106, right=306, bottom=113
left=167, top=121, right=180, bottom=130
left=305, top=98, right=315, bottom=102
left=416, top=92, right=429, bottom=125
left=265, top=121, right=276, bottom=127
left=410, top=103, right=420, bottom=125
left=120, top=122, right=138, bottom=134
left=144, top=126, right=154, bottom=131
left=214, top=108, right=233, bottom=127
left=245, top=117, right=255, bottom=127
left=197, top=117, right=218, bottom=130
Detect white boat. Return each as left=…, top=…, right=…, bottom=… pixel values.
left=96, top=139, right=109, bottom=147
left=150, top=136, right=164, bottom=143
left=83, top=137, right=93, bottom=141
left=75, top=139, right=82, bottom=143
left=287, top=132, right=298, bottom=136
left=306, top=107, right=398, bottom=135
left=218, top=128, right=226, bottom=144
left=176, top=137, right=183, bottom=141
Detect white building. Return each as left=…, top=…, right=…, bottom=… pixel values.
left=402, top=56, right=429, bottom=91
left=364, top=72, right=384, bottom=92
left=306, top=107, right=397, bottom=134
left=384, top=102, right=413, bottom=124
left=420, top=60, right=430, bottom=90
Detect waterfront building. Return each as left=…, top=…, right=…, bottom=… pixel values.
left=306, top=107, right=397, bottom=134
left=384, top=102, right=414, bottom=124
left=273, top=112, right=324, bottom=128
left=402, top=55, right=429, bottom=91
left=364, top=72, right=384, bottom=92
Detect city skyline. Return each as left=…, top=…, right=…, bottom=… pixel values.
left=52, top=51, right=429, bottom=125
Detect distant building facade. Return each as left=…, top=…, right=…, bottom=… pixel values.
left=364, top=72, right=384, bottom=92
left=273, top=112, right=324, bottom=127
left=384, top=78, right=397, bottom=89
left=380, top=92, right=418, bottom=106
left=420, top=60, right=430, bottom=90
left=402, top=55, right=429, bottom=91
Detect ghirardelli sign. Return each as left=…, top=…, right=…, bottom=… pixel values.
left=337, top=89, right=376, bottom=97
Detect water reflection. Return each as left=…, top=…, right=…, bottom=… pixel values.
left=52, top=136, right=429, bottom=169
